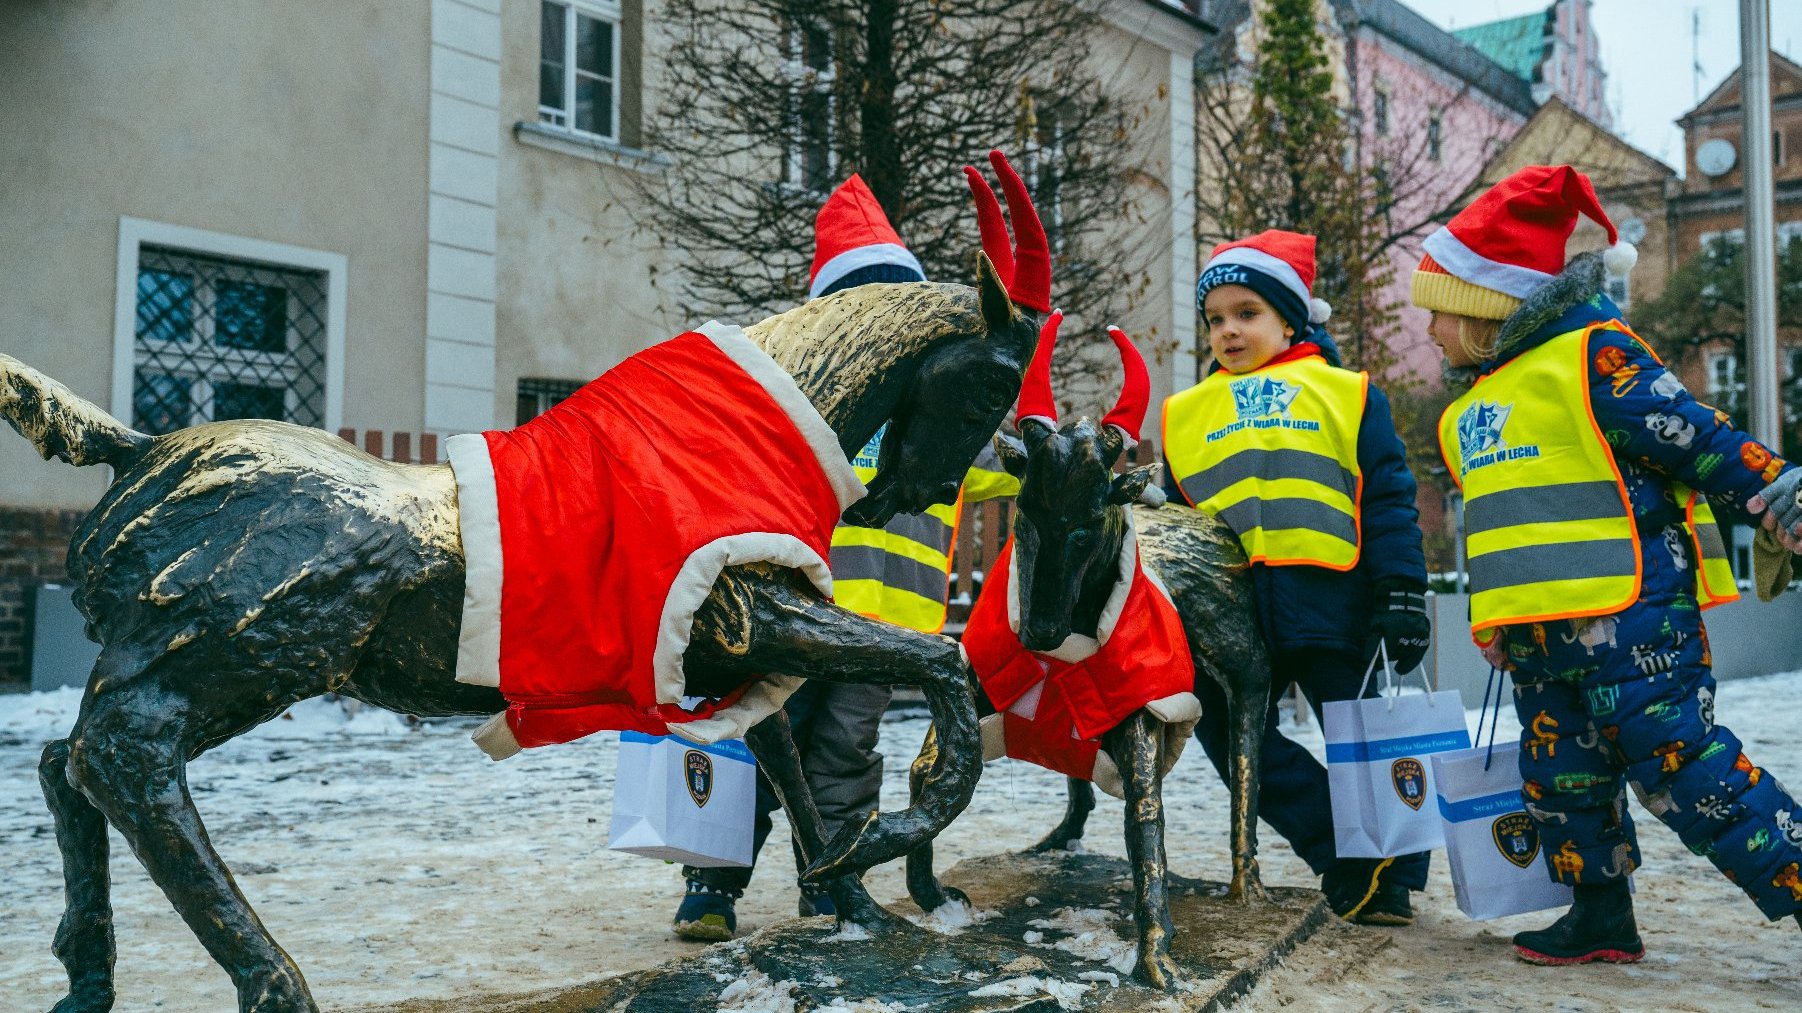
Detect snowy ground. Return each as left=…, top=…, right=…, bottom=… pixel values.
left=3, top=674, right=1801, bottom=1012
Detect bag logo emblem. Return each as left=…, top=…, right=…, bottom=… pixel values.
left=1391, top=758, right=1425, bottom=810
left=684, top=749, right=714, bottom=808
left=1492, top=812, right=1539, bottom=868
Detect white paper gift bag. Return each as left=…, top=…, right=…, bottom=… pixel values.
left=1323, top=643, right=1470, bottom=858
left=608, top=731, right=756, bottom=867
left=1432, top=742, right=1574, bottom=920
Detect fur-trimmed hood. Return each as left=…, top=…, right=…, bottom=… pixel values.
left=1445, top=252, right=1620, bottom=389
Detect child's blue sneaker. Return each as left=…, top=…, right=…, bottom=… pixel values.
left=799, top=884, right=836, bottom=918
left=672, top=880, right=739, bottom=941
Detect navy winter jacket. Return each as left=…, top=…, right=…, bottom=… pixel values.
left=1163, top=330, right=1428, bottom=655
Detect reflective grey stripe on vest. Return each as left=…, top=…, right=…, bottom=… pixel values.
left=828, top=545, right=950, bottom=603
left=1179, top=447, right=1356, bottom=506
left=1467, top=539, right=1638, bottom=593
left=879, top=511, right=954, bottom=554
left=1695, top=519, right=1727, bottom=560
left=1464, top=480, right=1624, bottom=537
left=1216, top=498, right=1358, bottom=546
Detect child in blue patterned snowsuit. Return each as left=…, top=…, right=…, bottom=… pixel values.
left=1415, top=165, right=1802, bottom=964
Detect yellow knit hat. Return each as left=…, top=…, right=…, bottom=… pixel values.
left=1410, top=253, right=1521, bottom=320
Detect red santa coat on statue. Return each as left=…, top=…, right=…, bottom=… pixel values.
left=960, top=514, right=1201, bottom=798
left=446, top=321, right=865, bottom=759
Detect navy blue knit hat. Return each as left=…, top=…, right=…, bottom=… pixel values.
left=1195, top=230, right=1332, bottom=337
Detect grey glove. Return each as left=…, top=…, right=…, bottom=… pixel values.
left=1756, top=465, right=1802, bottom=534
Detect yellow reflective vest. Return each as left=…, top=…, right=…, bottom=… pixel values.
left=1163, top=354, right=1368, bottom=569
left=831, top=429, right=1019, bottom=632
left=1439, top=322, right=1737, bottom=634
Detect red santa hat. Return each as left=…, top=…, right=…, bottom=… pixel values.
left=1196, top=230, right=1333, bottom=333
left=1412, top=164, right=1638, bottom=319
left=809, top=174, right=926, bottom=300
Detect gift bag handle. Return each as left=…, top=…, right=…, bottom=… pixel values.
left=1474, top=665, right=1505, bottom=771
left=1358, top=638, right=1438, bottom=712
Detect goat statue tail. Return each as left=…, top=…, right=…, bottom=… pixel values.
left=0, top=353, right=152, bottom=471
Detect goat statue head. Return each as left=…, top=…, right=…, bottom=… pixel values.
left=995, top=318, right=1157, bottom=650
left=842, top=151, right=1052, bottom=527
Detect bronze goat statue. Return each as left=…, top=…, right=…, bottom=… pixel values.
left=5, top=155, right=1053, bottom=1013
left=903, top=321, right=1272, bottom=990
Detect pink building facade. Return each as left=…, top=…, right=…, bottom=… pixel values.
left=1334, top=0, right=1538, bottom=379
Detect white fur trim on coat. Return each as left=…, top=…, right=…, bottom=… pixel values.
left=696, top=320, right=867, bottom=512
left=447, top=433, right=504, bottom=690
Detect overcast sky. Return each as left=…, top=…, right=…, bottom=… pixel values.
left=1403, top=0, right=1802, bottom=172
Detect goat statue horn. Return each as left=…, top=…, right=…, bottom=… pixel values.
left=988, top=150, right=1052, bottom=313
left=1101, top=326, right=1149, bottom=446
left=1015, top=309, right=1063, bottom=432
left=963, top=165, right=1016, bottom=291
left=963, top=151, right=1052, bottom=314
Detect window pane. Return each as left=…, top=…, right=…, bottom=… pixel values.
left=576, top=75, right=613, bottom=137
left=136, top=269, right=194, bottom=343
left=576, top=14, right=613, bottom=77
left=133, top=373, right=192, bottom=435
left=213, top=381, right=286, bottom=422
left=801, top=90, right=831, bottom=191
left=541, top=1, right=567, bottom=111
left=215, top=280, right=288, bottom=352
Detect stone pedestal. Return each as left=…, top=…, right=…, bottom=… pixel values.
left=361, top=851, right=1329, bottom=1013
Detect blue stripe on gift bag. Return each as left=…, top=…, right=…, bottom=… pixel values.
left=621, top=730, right=755, bottom=765
left=1324, top=730, right=1472, bottom=764
left=1437, top=790, right=1523, bottom=824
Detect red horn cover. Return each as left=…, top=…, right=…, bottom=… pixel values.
left=1101, top=326, right=1149, bottom=444
left=1016, top=310, right=1063, bottom=429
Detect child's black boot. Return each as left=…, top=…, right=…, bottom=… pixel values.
left=1513, top=881, right=1643, bottom=965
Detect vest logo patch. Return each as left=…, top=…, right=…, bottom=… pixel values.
left=1456, top=400, right=1539, bottom=474
left=1391, top=758, right=1426, bottom=810
left=1493, top=812, right=1540, bottom=868
left=684, top=749, right=714, bottom=808
left=851, top=422, right=886, bottom=471
left=1205, top=376, right=1321, bottom=442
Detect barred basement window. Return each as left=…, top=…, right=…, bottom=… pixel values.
left=517, top=376, right=586, bottom=424
left=130, top=246, right=328, bottom=435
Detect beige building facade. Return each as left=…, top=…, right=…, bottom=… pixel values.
left=0, top=0, right=1210, bottom=683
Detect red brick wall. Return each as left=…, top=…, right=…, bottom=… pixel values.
left=0, top=509, right=86, bottom=687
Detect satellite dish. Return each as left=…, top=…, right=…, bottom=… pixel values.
left=1697, top=138, right=1737, bottom=178
left=1619, top=218, right=1647, bottom=245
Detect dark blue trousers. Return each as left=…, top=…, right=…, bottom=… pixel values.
left=1502, top=528, right=1802, bottom=919
left=1193, top=644, right=1432, bottom=889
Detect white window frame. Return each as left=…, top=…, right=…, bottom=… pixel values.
left=781, top=16, right=837, bottom=193
left=1707, top=351, right=1743, bottom=408
left=112, top=217, right=347, bottom=432
left=538, top=0, right=624, bottom=144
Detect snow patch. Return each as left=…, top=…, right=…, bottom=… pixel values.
left=717, top=968, right=800, bottom=1013
left=829, top=921, right=872, bottom=942
left=905, top=899, right=989, bottom=934
left=1077, top=970, right=1119, bottom=986
left=1026, top=907, right=1138, bottom=974
left=968, top=975, right=1092, bottom=1010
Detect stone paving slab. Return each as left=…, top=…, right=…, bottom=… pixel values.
left=357, top=851, right=1329, bottom=1013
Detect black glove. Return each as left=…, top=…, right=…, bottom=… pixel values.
left=1366, top=579, right=1431, bottom=675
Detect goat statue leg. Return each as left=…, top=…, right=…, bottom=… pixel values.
left=741, top=711, right=912, bottom=934
left=687, top=564, right=980, bottom=885
left=1028, top=777, right=1096, bottom=854
left=901, top=723, right=972, bottom=913
left=1223, top=663, right=1269, bottom=905
left=1105, top=709, right=1180, bottom=991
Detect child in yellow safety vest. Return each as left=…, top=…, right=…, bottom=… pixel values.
left=1415, top=164, right=1802, bottom=963
left=672, top=172, right=1020, bottom=942
left=1162, top=230, right=1433, bottom=926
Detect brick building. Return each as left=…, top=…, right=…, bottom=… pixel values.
left=1666, top=52, right=1802, bottom=408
